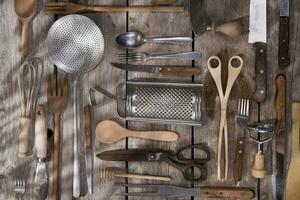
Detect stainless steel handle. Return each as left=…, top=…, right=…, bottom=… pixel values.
left=150, top=51, right=201, bottom=60
left=146, top=37, right=193, bottom=44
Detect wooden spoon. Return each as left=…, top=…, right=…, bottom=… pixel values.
left=96, top=120, right=179, bottom=144
left=14, top=0, right=37, bottom=58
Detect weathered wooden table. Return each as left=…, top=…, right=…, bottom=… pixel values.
left=1, top=0, right=300, bottom=199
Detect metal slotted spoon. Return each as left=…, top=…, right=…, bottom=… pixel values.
left=47, top=14, right=104, bottom=198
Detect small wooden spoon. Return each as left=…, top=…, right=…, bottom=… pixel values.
left=96, top=120, right=179, bottom=144
left=14, top=0, right=37, bottom=58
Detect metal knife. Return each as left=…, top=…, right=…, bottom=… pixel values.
left=275, top=74, right=286, bottom=200
left=279, top=0, right=290, bottom=67
left=34, top=105, right=48, bottom=200
left=190, top=0, right=244, bottom=38
left=249, top=0, right=267, bottom=102
left=111, top=62, right=201, bottom=76
left=84, top=105, right=93, bottom=194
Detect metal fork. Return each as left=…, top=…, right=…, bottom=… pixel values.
left=233, top=98, right=250, bottom=183
left=14, top=165, right=31, bottom=200
left=118, top=51, right=201, bottom=63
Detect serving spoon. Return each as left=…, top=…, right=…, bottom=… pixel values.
left=116, top=31, right=192, bottom=48
left=14, top=0, right=37, bottom=58
left=96, top=120, right=179, bottom=144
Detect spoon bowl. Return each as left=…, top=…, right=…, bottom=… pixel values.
left=116, top=32, right=144, bottom=48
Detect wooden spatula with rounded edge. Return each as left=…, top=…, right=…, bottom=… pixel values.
left=14, top=0, right=37, bottom=58
left=285, top=102, right=300, bottom=200
left=96, top=120, right=179, bottom=144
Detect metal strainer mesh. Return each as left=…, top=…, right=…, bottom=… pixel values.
left=47, top=15, right=104, bottom=74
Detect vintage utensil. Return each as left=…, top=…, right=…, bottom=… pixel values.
left=118, top=51, right=201, bottom=63
left=47, top=74, right=69, bottom=200
left=47, top=14, right=104, bottom=198
left=14, top=164, right=31, bottom=200
left=100, top=168, right=171, bottom=181
left=90, top=81, right=203, bottom=126
left=116, top=31, right=192, bottom=48
left=153, top=0, right=177, bottom=5
left=285, top=102, right=300, bottom=199
left=233, top=99, right=250, bottom=183
left=97, top=144, right=210, bottom=182
left=14, top=0, right=37, bottom=57
left=190, top=0, right=243, bottom=38
left=96, top=120, right=179, bottom=144
left=45, top=2, right=184, bottom=14
left=279, top=0, right=290, bottom=67
left=18, top=58, right=41, bottom=158
left=34, top=105, right=48, bottom=200
left=249, top=0, right=267, bottom=102
left=248, top=123, right=275, bottom=179
left=275, top=74, right=286, bottom=199
left=110, top=62, right=201, bottom=75
left=115, top=183, right=255, bottom=198
left=207, top=55, right=243, bottom=180
left=84, top=105, right=93, bottom=194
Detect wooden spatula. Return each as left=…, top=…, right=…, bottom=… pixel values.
left=285, top=102, right=300, bottom=199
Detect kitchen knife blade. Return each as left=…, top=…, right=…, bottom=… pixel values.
left=279, top=0, right=290, bottom=67
left=84, top=105, right=93, bottom=194
left=249, top=0, right=267, bottom=102
left=111, top=62, right=201, bottom=75
left=96, top=149, right=154, bottom=161
left=34, top=105, right=48, bottom=200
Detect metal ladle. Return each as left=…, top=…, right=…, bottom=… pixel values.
left=116, top=31, right=193, bottom=48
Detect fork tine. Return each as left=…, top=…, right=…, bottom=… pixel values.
left=63, top=75, right=69, bottom=96
left=47, top=74, right=53, bottom=96
left=246, top=99, right=250, bottom=117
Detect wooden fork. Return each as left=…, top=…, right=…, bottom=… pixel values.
left=45, top=2, right=184, bottom=14
left=47, top=74, right=69, bottom=200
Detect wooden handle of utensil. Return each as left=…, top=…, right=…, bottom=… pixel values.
left=233, top=137, right=245, bottom=183
left=278, top=16, right=290, bottom=68
left=214, top=21, right=243, bottom=39
left=251, top=153, right=266, bottom=179
left=115, top=173, right=172, bottom=181
left=285, top=102, right=300, bottom=200
left=35, top=105, right=47, bottom=159
left=52, top=114, right=61, bottom=200
left=84, top=105, right=92, bottom=149
left=157, top=66, right=201, bottom=75
left=21, top=21, right=29, bottom=58
left=88, top=5, right=184, bottom=13
left=129, top=130, right=179, bottom=142
left=152, top=0, right=177, bottom=4
left=18, top=117, right=31, bottom=158
left=200, top=187, right=255, bottom=199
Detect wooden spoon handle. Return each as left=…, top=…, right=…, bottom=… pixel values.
left=21, top=20, right=29, bottom=58
left=87, top=5, right=184, bottom=13
left=129, top=131, right=179, bottom=142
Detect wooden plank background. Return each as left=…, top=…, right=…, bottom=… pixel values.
left=0, top=0, right=299, bottom=199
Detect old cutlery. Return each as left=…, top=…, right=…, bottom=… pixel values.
left=285, top=102, right=300, bottom=199
left=110, top=62, right=200, bottom=75
left=152, top=0, right=177, bottom=5
left=14, top=164, right=31, bottom=200
left=116, top=31, right=192, bottom=48
left=45, top=2, right=184, bottom=14
left=115, top=183, right=255, bottom=198
left=100, top=168, right=171, bottom=181
left=279, top=0, right=290, bottom=67
left=14, top=0, right=37, bottom=58
left=97, top=144, right=210, bottom=181
left=84, top=105, right=93, bottom=194
left=249, top=0, right=267, bottom=102
left=34, top=105, right=48, bottom=200
left=96, top=120, right=179, bottom=144
left=207, top=55, right=243, bottom=180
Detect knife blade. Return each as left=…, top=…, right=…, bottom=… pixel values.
left=249, top=0, right=267, bottom=102
left=279, top=0, right=290, bottom=67
left=111, top=63, right=201, bottom=76
left=275, top=74, right=286, bottom=200
left=34, top=105, right=48, bottom=200
left=84, top=105, right=93, bottom=194
left=96, top=149, right=156, bottom=161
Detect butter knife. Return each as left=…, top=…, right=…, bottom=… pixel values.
left=84, top=105, right=93, bottom=194
left=34, top=105, right=48, bottom=199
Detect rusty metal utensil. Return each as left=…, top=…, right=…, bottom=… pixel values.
left=14, top=0, right=37, bottom=58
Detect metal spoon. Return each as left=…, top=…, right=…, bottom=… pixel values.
left=116, top=31, right=193, bottom=48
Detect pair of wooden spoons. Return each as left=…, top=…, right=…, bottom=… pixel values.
left=96, top=120, right=179, bottom=144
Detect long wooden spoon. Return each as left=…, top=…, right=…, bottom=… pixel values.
left=14, top=0, right=37, bottom=58
left=96, top=120, right=179, bottom=144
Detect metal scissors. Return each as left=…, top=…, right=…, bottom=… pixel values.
left=96, top=143, right=210, bottom=182
left=207, top=55, right=243, bottom=180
